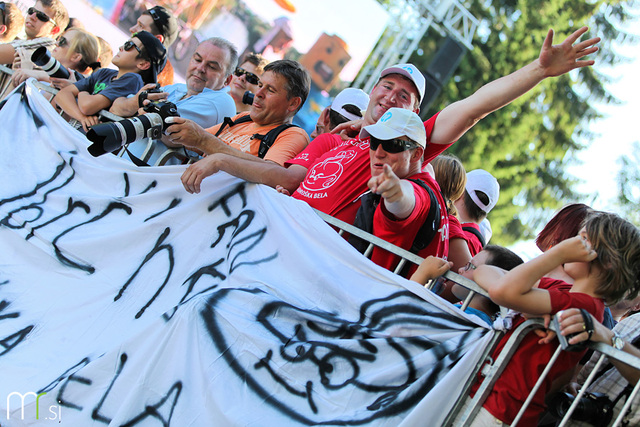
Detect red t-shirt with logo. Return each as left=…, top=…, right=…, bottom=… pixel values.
left=286, top=112, right=446, bottom=225
left=462, top=222, right=484, bottom=256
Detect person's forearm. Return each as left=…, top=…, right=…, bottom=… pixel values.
left=77, top=92, right=109, bottom=116
left=382, top=180, right=416, bottom=220
left=54, top=90, right=86, bottom=122
left=215, top=153, right=306, bottom=192
left=595, top=328, right=640, bottom=384
left=109, top=95, right=139, bottom=117
left=0, top=44, right=16, bottom=65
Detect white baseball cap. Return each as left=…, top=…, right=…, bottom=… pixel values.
left=380, top=63, right=426, bottom=103
left=466, top=169, right=500, bottom=213
left=359, top=107, right=426, bottom=148
left=330, top=88, right=369, bottom=122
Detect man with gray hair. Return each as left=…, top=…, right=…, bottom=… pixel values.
left=110, top=37, right=238, bottom=165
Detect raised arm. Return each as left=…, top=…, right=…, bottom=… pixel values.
left=473, top=234, right=597, bottom=314
left=431, top=26, right=600, bottom=146
left=109, top=84, right=166, bottom=117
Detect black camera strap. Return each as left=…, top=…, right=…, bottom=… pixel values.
left=462, top=224, right=486, bottom=247
left=214, top=115, right=299, bottom=159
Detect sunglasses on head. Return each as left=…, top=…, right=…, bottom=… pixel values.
left=369, top=136, right=418, bottom=153
left=0, top=3, right=6, bottom=26
left=27, top=6, right=56, bottom=26
left=147, top=7, right=162, bottom=26
left=234, top=67, right=260, bottom=85
left=123, top=39, right=143, bottom=55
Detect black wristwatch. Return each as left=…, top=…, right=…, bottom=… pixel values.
left=612, top=332, right=625, bottom=350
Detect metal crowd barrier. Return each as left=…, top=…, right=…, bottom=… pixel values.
left=318, top=211, right=640, bottom=426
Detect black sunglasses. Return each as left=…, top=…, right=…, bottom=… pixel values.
left=27, top=6, right=56, bottom=26
left=0, top=3, right=5, bottom=26
left=57, top=36, right=68, bottom=47
left=369, top=136, right=418, bottom=153
left=123, top=39, right=143, bottom=56
left=147, top=8, right=162, bottom=27
left=234, top=67, right=260, bottom=85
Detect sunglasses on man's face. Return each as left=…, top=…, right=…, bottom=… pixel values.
left=234, top=67, right=260, bottom=85
left=0, top=3, right=6, bottom=26
left=369, top=136, right=418, bottom=153
left=123, top=39, right=143, bottom=55
left=27, top=6, right=56, bottom=26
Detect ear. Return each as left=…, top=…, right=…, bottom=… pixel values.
left=70, top=52, right=82, bottom=64
left=155, top=34, right=164, bottom=44
left=288, top=96, right=302, bottom=113
left=223, top=73, right=233, bottom=87
left=137, top=59, right=151, bottom=71
left=0, top=25, right=7, bottom=35
left=411, top=146, right=424, bottom=162
left=319, top=106, right=330, bottom=126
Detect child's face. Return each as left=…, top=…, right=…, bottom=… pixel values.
left=112, top=37, right=147, bottom=71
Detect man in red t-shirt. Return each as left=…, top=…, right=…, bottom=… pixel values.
left=354, top=108, right=450, bottom=272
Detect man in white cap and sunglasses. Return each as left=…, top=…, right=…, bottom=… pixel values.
left=354, top=107, right=449, bottom=271
left=310, top=87, right=370, bottom=139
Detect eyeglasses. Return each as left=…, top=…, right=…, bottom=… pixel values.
left=462, top=262, right=477, bottom=272
left=123, top=39, right=143, bottom=55
left=27, top=6, right=56, bottom=26
left=0, top=3, right=6, bottom=26
left=369, top=136, right=419, bottom=153
left=234, top=67, right=260, bottom=85
left=57, top=36, right=68, bottom=48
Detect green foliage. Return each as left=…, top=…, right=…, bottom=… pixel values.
left=405, top=0, right=638, bottom=245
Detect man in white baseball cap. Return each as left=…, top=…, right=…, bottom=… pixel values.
left=455, top=169, right=500, bottom=255
left=352, top=107, right=448, bottom=271
left=310, top=87, right=369, bottom=139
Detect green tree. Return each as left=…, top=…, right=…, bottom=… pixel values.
left=374, top=0, right=638, bottom=244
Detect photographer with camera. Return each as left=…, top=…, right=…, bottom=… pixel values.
left=108, top=37, right=238, bottom=165
left=171, top=59, right=310, bottom=192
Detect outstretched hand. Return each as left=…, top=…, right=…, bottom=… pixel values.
left=410, top=256, right=453, bottom=285
left=331, top=118, right=364, bottom=141
left=539, top=27, right=600, bottom=77
left=181, top=154, right=221, bottom=194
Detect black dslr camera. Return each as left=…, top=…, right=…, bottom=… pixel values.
left=86, top=101, right=179, bottom=157
left=548, top=391, right=614, bottom=425
left=242, top=90, right=254, bottom=105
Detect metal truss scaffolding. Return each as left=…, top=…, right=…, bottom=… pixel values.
left=354, top=0, right=479, bottom=93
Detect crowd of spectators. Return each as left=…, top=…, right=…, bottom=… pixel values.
left=2, top=3, right=639, bottom=424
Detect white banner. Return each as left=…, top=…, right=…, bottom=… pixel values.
left=0, top=81, right=494, bottom=426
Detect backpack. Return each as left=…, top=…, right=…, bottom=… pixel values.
left=462, top=224, right=486, bottom=247
left=215, top=115, right=299, bottom=159
left=349, top=178, right=441, bottom=255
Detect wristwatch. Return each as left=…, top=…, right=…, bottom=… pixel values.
left=611, top=332, right=625, bottom=350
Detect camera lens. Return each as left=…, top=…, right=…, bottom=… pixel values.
left=31, top=47, right=70, bottom=79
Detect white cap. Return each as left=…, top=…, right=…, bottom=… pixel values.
left=330, top=88, right=369, bottom=122
left=466, top=169, right=500, bottom=213
left=359, top=107, right=426, bottom=148
left=380, top=63, right=426, bottom=103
